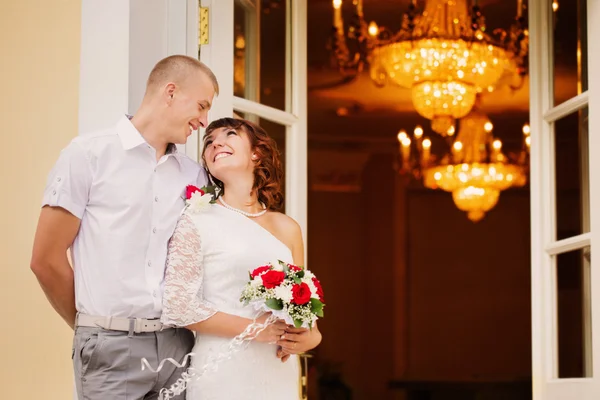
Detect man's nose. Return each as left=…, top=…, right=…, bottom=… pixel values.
left=198, top=116, right=208, bottom=129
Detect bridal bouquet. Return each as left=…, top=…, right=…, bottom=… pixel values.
left=240, top=260, right=325, bottom=329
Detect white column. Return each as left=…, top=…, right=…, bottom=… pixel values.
left=79, top=0, right=131, bottom=134
left=129, top=0, right=169, bottom=113
left=79, top=0, right=187, bottom=134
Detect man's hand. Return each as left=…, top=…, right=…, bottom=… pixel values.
left=30, top=206, right=80, bottom=329
left=276, top=324, right=322, bottom=362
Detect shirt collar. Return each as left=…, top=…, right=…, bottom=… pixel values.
left=116, top=115, right=183, bottom=167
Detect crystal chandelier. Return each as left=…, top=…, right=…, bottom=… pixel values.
left=397, top=104, right=530, bottom=222
left=330, top=0, right=529, bottom=135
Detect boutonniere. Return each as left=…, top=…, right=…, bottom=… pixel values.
left=183, top=184, right=217, bottom=213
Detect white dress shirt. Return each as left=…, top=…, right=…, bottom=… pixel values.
left=42, top=115, right=207, bottom=319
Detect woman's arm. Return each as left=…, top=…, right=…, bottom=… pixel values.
left=275, top=215, right=323, bottom=359
left=162, top=212, right=286, bottom=342
left=186, top=311, right=286, bottom=343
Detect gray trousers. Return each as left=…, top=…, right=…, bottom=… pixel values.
left=72, top=326, right=195, bottom=399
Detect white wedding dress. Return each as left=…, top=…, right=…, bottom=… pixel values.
left=161, top=204, right=300, bottom=400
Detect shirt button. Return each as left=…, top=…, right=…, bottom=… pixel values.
left=152, top=291, right=157, bottom=297
left=52, top=190, right=56, bottom=195
left=152, top=227, right=157, bottom=234
left=154, top=196, right=159, bottom=202
left=56, top=177, right=61, bottom=182
left=147, top=260, right=152, bottom=267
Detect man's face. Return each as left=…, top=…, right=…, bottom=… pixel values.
left=165, top=72, right=216, bottom=144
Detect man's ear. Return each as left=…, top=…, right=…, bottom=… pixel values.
left=165, top=83, right=176, bottom=102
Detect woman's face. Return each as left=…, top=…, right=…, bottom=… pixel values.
left=203, top=126, right=254, bottom=182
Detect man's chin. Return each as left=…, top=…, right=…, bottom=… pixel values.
left=173, top=133, right=191, bottom=145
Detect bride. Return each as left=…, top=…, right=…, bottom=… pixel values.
left=160, top=117, right=322, bottom=399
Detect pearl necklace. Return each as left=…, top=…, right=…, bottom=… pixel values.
left=218, top=196, right=267, bottom=218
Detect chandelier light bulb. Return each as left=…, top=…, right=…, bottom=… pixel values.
left=397, top=130, right=408, bottom=142
left=414, top=125, right=424, bottom=138
left=522, top=123, right=530, bottom=135
left=368, top=21, right=379, bottom=37
left=333, top=0, right=342, bottom=9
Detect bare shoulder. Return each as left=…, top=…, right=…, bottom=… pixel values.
left=268, top=211, right=302, bottom=237
left=265, top=211, right=304, bottom=264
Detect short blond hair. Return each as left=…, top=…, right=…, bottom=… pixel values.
left=147, top=55, right=219, bottom=95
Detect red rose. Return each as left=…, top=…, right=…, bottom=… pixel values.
left=186, top=185, right=204, bottom=199
left=291, top=282, right=311, bottom=305
left=288, top=264, right=302, bottom=272
left=312, top=277, right=325, bottom=303
left=261, top=270, right=285, bottom=289
left=251, top=265, right=271, bottom=279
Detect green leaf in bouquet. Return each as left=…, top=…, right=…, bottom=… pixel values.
left=296, top=271, right=305, bottom=279
left=293, top=276, right=302, bottom=284
left=265, top=298, right=284, bottom=310
left=293, top=319, right=303, bottom=328
left=310, top=298, right=324, bottom=317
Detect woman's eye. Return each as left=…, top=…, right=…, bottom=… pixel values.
left=227, top=130, right=237, bottom=136
left=205, top=140, right=213, bottom=146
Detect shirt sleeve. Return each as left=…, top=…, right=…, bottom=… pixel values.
left=161, top=212, right=218, bottom=327
left=41, top=140, right=92, bottom=219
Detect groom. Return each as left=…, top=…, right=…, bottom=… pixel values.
left=31, top=55, right=218, bottom=399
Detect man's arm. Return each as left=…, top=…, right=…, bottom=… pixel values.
left=30, top=206, right=81, bottom=329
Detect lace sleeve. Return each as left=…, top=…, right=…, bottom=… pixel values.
left=161, top=212, right=218, bottom=327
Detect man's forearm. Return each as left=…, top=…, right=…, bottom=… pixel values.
left=32, top=257, right=76, bottom=329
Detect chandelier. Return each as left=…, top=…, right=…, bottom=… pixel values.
left=397, top=104, right=530, bottom=222
left=330, top=0, right=529, bottom=135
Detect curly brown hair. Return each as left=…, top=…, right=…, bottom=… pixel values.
left=202, top=117, right=284, bottom=211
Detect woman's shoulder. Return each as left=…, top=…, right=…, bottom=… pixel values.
left=268, top=211, right=299, bottom=227
left=267, top=211, right=302, bottom=238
